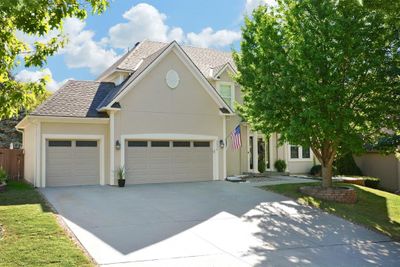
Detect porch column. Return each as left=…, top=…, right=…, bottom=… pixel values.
left=109, top=111, right=115, bottom=185
left=253, top=133, right=258, bottom=173
left=268, top=136, right=273, bottom=171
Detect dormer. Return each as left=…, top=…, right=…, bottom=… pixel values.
left=100, top=70, right=130, bottom=86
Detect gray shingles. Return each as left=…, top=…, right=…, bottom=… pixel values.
left=115, top=40, right=235, bottom=78
left=31, top=80, right=114, bottom=118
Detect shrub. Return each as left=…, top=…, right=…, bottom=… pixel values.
left=274, top=160, right=286, bottom=172
left=0, top=167, right=8, bottom=183
left=310, top=165, right=322, bottom=176
left=364, top=177, right=380, bottom=189
left=334, top=152, right=363, bottom=176
left=258, top=159, right=266, bottom=173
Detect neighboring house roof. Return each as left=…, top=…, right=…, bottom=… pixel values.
left=31, top=80, right=114, bottom=118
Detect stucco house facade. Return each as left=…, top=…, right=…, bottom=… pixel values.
left=16, top=40, right=315, bottom=187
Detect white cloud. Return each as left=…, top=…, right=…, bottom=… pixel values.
left=61, top=18, right=120, bottom=75
left=244, top=0, right=277, bottom=14
left=107, top=3, right=238, bottom=49
left=16, top=18, right=120, bottom=75
left=187, top=28, right=241, bottom=48
left=108, top=3, right=184, bottom=49
left=16, top=3, right=242, bottom=78
left=15, top=68, right=70, bottom=91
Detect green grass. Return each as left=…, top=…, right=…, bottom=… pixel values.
left=262, top=182, right=400, bottom=240
left=0, top=181, right=92, bottom=266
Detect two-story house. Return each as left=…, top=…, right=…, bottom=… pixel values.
left=16, top=40, right=315, bottom=187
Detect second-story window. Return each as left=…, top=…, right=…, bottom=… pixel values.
left=217, top=82, right=235, bottom=109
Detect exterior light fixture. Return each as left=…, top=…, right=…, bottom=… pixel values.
left=115, top=140, right=121, bottom=150
left=219, top=139, right=225, bottom=149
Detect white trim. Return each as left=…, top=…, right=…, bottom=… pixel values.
left=222, top=116, right=227, bottom=179
left=268, top=136, right=273, bottom=171
left=41, top=134, right=105, bottom=188
left=17, top=116, right=109, bottom=128
left=35, top=122, right=41, bottom=187
left=247, top=127, right=251, bottom=172
left=288, top=144, right=313, bottom=161
left=133, top=59, right=144, bottom=71
left=106, top=42, right=233, bottom=114
left=216, top=81, right=235, bottom=110
left=109, top=112, right=115, bottom=185
left=120, top=133, right=219, bottom=181
left=213, top=63, right=237, bottom=80
left=253, top=133, right=258, bottom=173
left=114, top=73, right=126, bottom=86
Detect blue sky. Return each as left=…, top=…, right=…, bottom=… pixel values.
left=15, top=0, right=270, bottom=91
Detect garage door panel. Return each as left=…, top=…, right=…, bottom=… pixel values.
left=125, top=140, right=212, bottom=184
left=46, top=140, right=100, bottom=187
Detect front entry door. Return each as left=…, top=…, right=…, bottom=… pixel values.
left=249, top=135, right=271, bottom=172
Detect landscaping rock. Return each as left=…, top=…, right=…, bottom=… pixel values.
left=299, top=185, right=357, bottom=204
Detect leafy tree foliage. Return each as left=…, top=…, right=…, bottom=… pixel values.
left=234, top=0, right=399, bottom=187
left=0, top=0, right=109, bottom=119
left=0, top=88, right=52, bottom=148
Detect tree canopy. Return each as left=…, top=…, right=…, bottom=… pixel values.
left=234, top=0, right=399, bottom=187
left=0, top=0, right=109, bottom=119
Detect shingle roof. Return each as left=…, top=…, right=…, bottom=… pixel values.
left=99, top=40, right=235, bottom=79
left=31, top=80, right=114, bottom=118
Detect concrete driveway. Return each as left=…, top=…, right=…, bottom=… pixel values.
left=41, top=181, right=400, bottom=266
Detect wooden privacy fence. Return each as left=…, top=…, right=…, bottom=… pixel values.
left=0, top=149, right=24, bottom=180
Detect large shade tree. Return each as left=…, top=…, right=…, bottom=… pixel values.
left=234, top=0, right=399, bottom=187
left=0, top=0, right=109, bottom=119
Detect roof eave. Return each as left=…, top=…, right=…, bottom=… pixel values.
left=23, top=115, right=110, bottom=124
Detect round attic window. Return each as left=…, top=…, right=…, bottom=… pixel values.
left=166, top=69, right=180, bottom=89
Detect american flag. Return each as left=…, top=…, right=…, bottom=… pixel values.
left=230, top=125, right=241, bottom=150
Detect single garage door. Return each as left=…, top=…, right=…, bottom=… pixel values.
left=46, top=140, right=100, bottom=186
left=125, top=140, right=213, bottom=184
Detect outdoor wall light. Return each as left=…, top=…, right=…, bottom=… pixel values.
left=219, top=139, right=225, bottom=149
left=115, top=140, right=121, bottom=150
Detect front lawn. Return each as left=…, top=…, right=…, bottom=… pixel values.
left=262, top=182, right=400, bottom=240
left=0, top=181, right=92, bottom=266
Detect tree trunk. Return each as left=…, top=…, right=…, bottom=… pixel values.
left=321, top=161, right=333, bottom=188
left=311, top=141, right=336, bottom=188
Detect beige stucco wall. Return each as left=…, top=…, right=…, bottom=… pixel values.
left=113, top=49, right=225, bottom=183
left=287, top=160, right=315, bottom=174
left=276, top=138, right=315, bottom=174
left=23, top=123, right=37, bottom=184
left=40, top=122, right=110, bottom=186
left=355, top=153, right=400, bottom=192
left=213, top=68, right=248, bottom=176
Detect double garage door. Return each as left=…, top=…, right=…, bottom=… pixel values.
left=125, top=140, right=213, bottom=184
left=46, top=140, right=100, bottom=187
left=45, top=139, right=213, bottom=186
